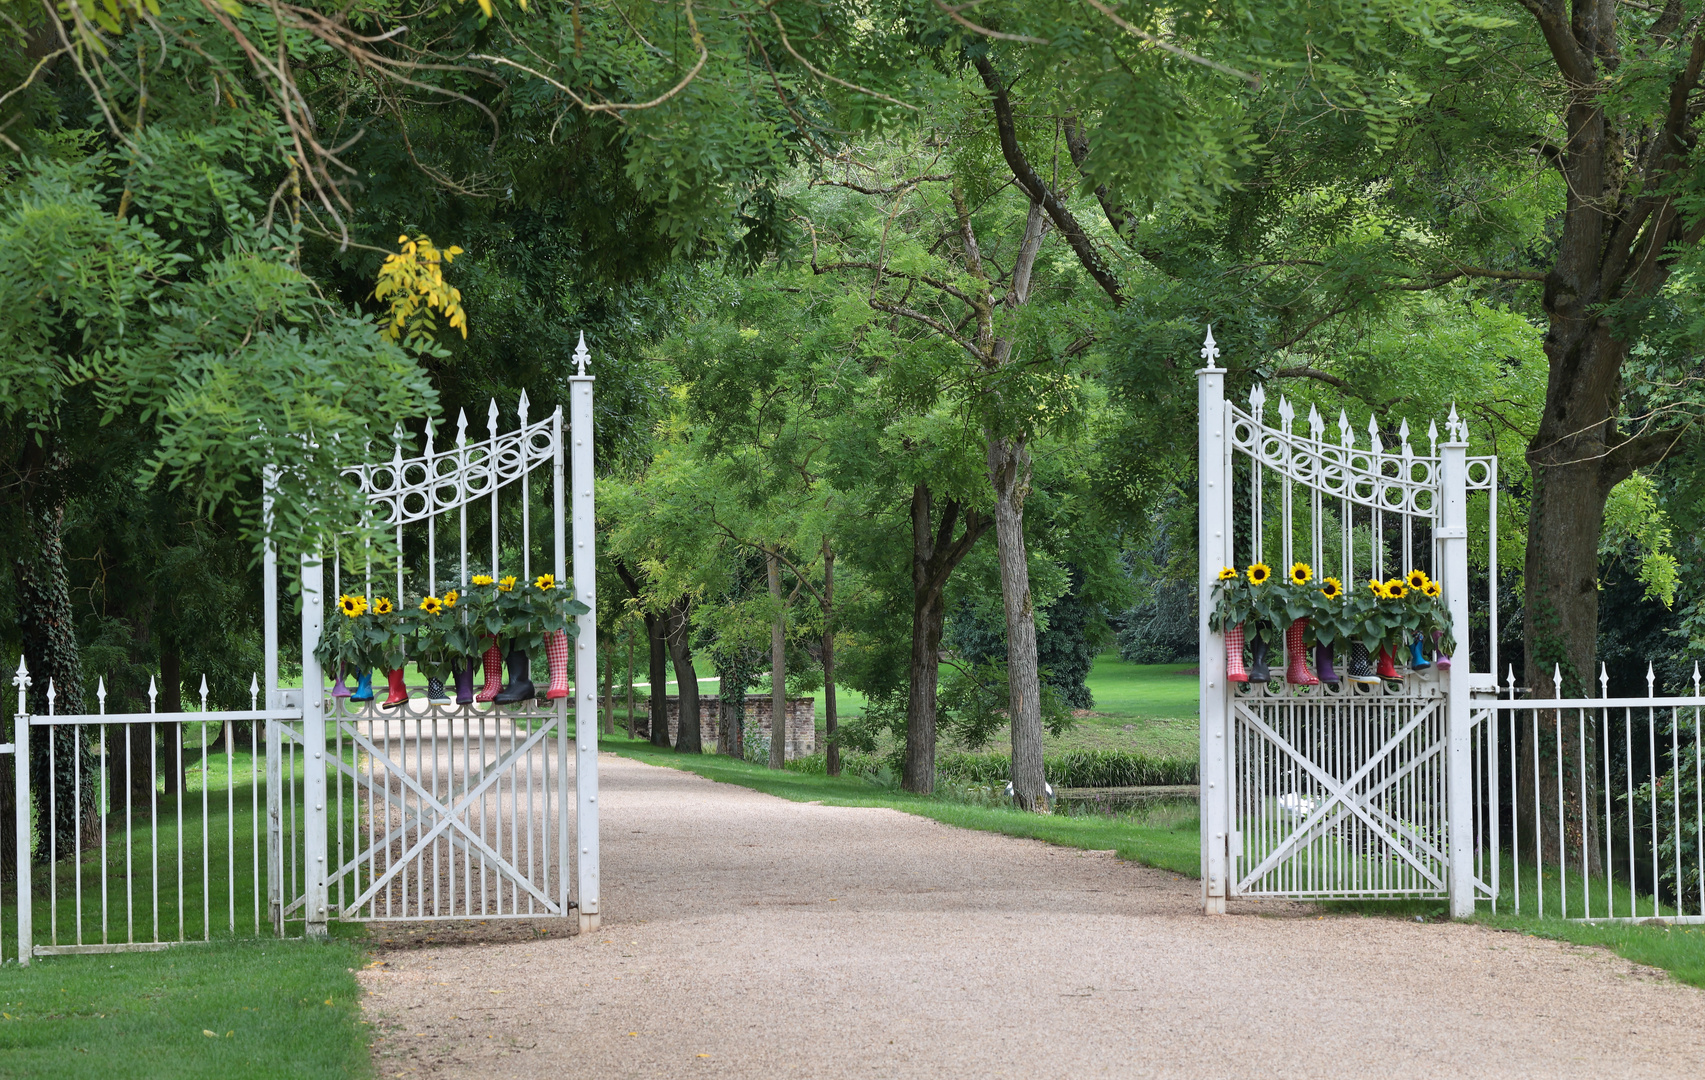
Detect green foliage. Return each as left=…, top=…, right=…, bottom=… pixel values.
left=1601, top=473, right=1680, bottom=609
left=935, top=748, right=1197, bottom=789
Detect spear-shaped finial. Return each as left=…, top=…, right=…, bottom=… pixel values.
left=1199, top=325, right=1220, bottom=368
left=518, top=388, right=530, bottom=427
left=1447, top=402, right=1462, bottom=442
left=97, top=676, right=107, bottom=715
left=1249, top=382, right=1266, bottom=416
left=487, top=397, right=500, bottom=436
left=1367, top=414, right=1383, bottom=455
left=250, top=673, right=260, bottom=711
left=45, top=678, right=55, bottom=716
left=148, top=675, right=158, bottom=713
left=1693, top=662, right=1700, bottom=697
left=1428, top=419, right=1438, bottom=457
left=199, top=674, right=209, bottom=712
left=1338, top=409, right=1353, bottom=447
left=573, top=329, right=592, bottom=376
left=456, top=407, right=469, bottom=446
left=1553, top=664, right=1563, bottom=696
left=1600, top=662, right=1609, bottom=698
left=1647, top=661, right=1656, bottom=695
left=1308, top=404, right=1324, bottom=440
left=1506, top=665, right=1516, bottom=698
left=12, top=654, right=28, bottom=690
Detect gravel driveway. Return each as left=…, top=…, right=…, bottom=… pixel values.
left=359, top=751, right=1705, bottom=1079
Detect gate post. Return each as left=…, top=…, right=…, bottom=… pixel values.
left=1439, top=415, right=1474, bottom=917
left=300, top=552, right=330, bottom=938
left=570, top=336, right=600, bottom=933
left=1197, top=330, right=1231, bottom=914
left=13, top=658, right=30, bottom=966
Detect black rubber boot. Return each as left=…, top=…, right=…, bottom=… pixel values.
left=493, top=647, right=536, bottom=704
left=1248, top=634, right=1271, bottom=682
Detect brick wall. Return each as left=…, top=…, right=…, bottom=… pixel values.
left=636, top=696, right=815, bottom=760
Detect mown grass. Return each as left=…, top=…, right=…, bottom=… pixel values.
left=600, top=734, right=1201, bottom=876
left=0, top=937, right=370, bottom=1080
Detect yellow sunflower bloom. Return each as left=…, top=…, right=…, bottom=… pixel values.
left=1319, top=577, right=1343, bottom=600
left=1288, top=562, right=1313, bottom=586
left=373, top=596, right=394, bottom=615
left=338, top=594, right=367, bottom=618
left=497, top=575, right=517, bottom=593
left=442, top=590, right=458, bottom=608
left=534, top=574, right=556, bottom=591
left=1423, top=580, right=1442, bottom=598
left=419, top=596, right=443, bottom=615
left=1247, top=563, right=1272, bottom=586
left=471, top=574, right=494, bottom=587
left=1406, top=569, right=1430, bottom=591
left=1218, top=567, right=1239, bottom=581
left=1367, top=579, right=1384, bottom=597
left=1383, top=579, right=1408, bottom=600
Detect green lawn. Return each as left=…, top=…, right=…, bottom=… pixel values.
left=0, top=938, right=370, bottom=1079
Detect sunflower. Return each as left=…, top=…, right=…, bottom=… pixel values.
left=442, top=589, right=458, bottom=608
left=497, top=575, right=518, bottom=593
left=419, top=596, right=443, bottom=616
left=1422, top=580, right=1442, bottom=599
left=1383, top=579, right=1408, bottom=600
left=1406, top=569, right=1430, bottom=591
left=1367, top=579, right=1384, bottom=597
left=1218, top=566, right=1239, bottom=582
left=373, top=596, right=394, bottom=615
left=471, top=574, right=494, bottom=587
left=1319, top=577, right=1343, bottom=600
left=534, top=573, right=556, bottom=591
left=338, top=594, right=367, bottom=618
left=1288, top=562, right=1313, bottom=586
left=1246, top=563, right=1272, bottom=586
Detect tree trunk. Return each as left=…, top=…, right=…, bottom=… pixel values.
left=12, top=487, right=96, bottom=857
left=666, top=599, right=701, bottom=753
left=160, top=640, right=185, bottom=796
left=626, top=623, right=636, bottom=740
left=601, top=636, right=615, bottom=736
left=902, top=484, right=989, bottom=794
left=767, top=549, right=787, bottom=769
left=644, top=611, right=669, bottom=748
left=988, top=434, right=1047, bottom=811
left=822, top=536, right=839, bottom=778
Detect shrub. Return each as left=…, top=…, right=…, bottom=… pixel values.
left=935, top=748, right=1197, bottom=789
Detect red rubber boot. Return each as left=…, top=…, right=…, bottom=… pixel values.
left=1225, top=623, right=1249, bottom=682
left=1376, top=645, right=1401, bottom=680
left=382, top=668, right=409, bottom=709
left=474, top=636, right=504, bottom=702
left=545, top=630, right=570, bottom=700
left=1285, top=618, right=1320, bottom=685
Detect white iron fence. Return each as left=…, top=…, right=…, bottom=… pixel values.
left=1470, top=666, right=1704, bottom=923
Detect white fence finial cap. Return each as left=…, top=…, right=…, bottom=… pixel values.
left=1694, top=662, right=1700, bottom=694
left=456, top=408, right=468, bottom=442
left=574, top=330, right=592, bottom=376
left=487, top=397, right=500, bottom=430
left=96, top=677, right=106, bottom=710
left=518, top=388, right=530, bottom=422
left=1199, top=326, right=1220, bottom=368
left=1647, top=661, right=1655, bottom=690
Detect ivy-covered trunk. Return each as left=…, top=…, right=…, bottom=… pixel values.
left=12, top=488, right=96, bottom=860
left=988, top=434, right=1046, bottom=812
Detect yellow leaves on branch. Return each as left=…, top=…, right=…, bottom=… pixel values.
left=373, top=234, right=467, bottom=346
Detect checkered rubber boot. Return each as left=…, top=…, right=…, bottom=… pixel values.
left=1225, top=623, right=1249, bottom=682
left=545, top=630, right=570, bottom=700
left=475, top=636, right=504, bottom=702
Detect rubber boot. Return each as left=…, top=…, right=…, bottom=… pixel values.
left=1376, top=645, right=1400, bottom=680
left=332, top=661, right=352, bottom=699
left=1410, top=636, right=1431, bottom=672
left=545, top=630, right=570, bottom=700
left=1225, top=623, right=1249, bottom=683
left=1248, top=633, right=1271, bottom=683
left=1432, top=630, right=1452, bottom=672
left=1315, top=643, right=1338, bottom=683
left=474, top=636, right=504, bottom=703
left=1347, top=644, right=1380, bottom=684
left=452, top=663, right=475, bottom=705
left=427, top=676, right=449, bottom=702
left=493, top=647, right=536, bottom=704
left=1285, top=618, right=1319, bottom=685
left=351, top=670, right=375, bottom=702
left=382, top=668, right=409, bottom=709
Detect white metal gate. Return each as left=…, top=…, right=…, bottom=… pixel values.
left=1196, top=329, right=1499, bottom=914
left=291, top=340, right=600, bottom=934
left=4, top=341, right=601, bottom=963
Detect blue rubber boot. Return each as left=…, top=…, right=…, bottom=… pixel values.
left=1410, top=637, right=1431, bottom=671
left=351, top=671, right=375, bottom=702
